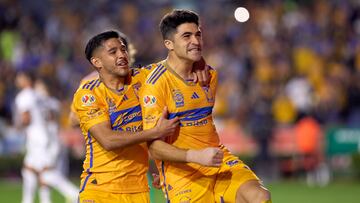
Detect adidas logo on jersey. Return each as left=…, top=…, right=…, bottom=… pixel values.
left=191, top=92, right=200, bottom=99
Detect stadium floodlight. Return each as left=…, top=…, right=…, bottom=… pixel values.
left=234, top=7, right=250, bottom=23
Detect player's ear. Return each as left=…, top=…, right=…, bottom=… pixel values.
left=91, top=57, right=102, bottom=70
left=164, top=39, right=174, bottom=51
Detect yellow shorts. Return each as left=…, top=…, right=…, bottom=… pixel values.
left=214, top=153, right=260, bottom=203
left=79, top=189, right=150, bottom=203
left=162, top=147, right=259, bottom=203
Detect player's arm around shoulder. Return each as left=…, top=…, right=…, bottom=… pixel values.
left=73, top=86, right=178, bottom=151
left=91, top=118, right=180, bottom=151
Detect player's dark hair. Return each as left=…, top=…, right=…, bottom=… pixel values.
left=118, top=32, right=130, bottom=51
left=85, top=30, right=129, bottom=63
left=159, top=9, right=199, bottom=40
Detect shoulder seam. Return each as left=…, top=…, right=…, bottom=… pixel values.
left=132, top=69, right=140, bottom=76
left=81, top=79, right=101, bottom=91
left=146, top=64, right=167, bottom=84
left=82, top=79, right=95, bottom=89
left=90, top=79, right=101, bottom=90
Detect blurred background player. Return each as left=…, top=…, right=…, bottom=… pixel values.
left=15, top=71, right=50, bottom=203
left=34, top=79, right=80, bottom=197
left=35, top=79, right=65, bottom=175
left=141, top=9, right=271, bottom=203
left=15, top=71, right=78, bottom=203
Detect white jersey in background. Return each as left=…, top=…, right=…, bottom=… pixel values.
left=37, top=93, right=62, bottom=169
left=15, top=87, right=52, bottom=170
left=16, top=87, right=79, bottom=203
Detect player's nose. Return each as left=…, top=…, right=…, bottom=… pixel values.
left=190, top=35, right=201, bottom=46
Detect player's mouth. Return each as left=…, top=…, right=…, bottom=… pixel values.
left=187, top=47, right=202, bottom=53
left=116, top=59, right=128, bottom=67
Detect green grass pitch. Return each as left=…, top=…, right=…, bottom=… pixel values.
left=0, top=179, right=360, bottom=203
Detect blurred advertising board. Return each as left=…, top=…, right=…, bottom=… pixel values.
left=327, top=128, right=360, bottom=155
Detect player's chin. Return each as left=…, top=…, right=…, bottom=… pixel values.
left=189, top=54, right=202, bottom=62
left=115, top=68, right=130, bottom=77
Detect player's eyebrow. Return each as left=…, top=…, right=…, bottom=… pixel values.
left=181, top=31, right=193, bottom=36
left=107, top=44, right=126, bottom=52
left=107, top=47, right=117, bottom=52
left=181, top=30, right=202, bottom=37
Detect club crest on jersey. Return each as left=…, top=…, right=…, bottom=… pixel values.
left=143, top=95, right=156, bottom=107
left=202, top=87, right=214, bottom=103
left=81, top=94, right=95, bottom=106
left=172, top=89, right=184, bottom=107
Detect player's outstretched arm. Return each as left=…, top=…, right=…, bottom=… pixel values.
left=89, top=110, right=179, bottom=151
left=148, top=140, right=224, bottom=167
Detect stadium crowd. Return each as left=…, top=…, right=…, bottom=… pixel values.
left=0, top=0, right=360, bottom=180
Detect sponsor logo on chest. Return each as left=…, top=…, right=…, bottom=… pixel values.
left=115, top=111, right=142, bottom=126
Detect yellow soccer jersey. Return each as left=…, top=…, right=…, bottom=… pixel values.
left=73, top=68, right=151, bottom=194
left=140, top=60, right=220, bottom=177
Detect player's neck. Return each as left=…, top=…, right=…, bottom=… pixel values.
left=100, top=73, right=126, bottom=92
left=166, top=54, right=193, bottom=80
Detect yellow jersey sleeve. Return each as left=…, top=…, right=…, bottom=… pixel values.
left=72, top=88, right=109, bottom=132
left=71, top=76, right=99, bottom=113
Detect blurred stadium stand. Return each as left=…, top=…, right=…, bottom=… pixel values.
left=1, top=0, right=360, bottom=183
